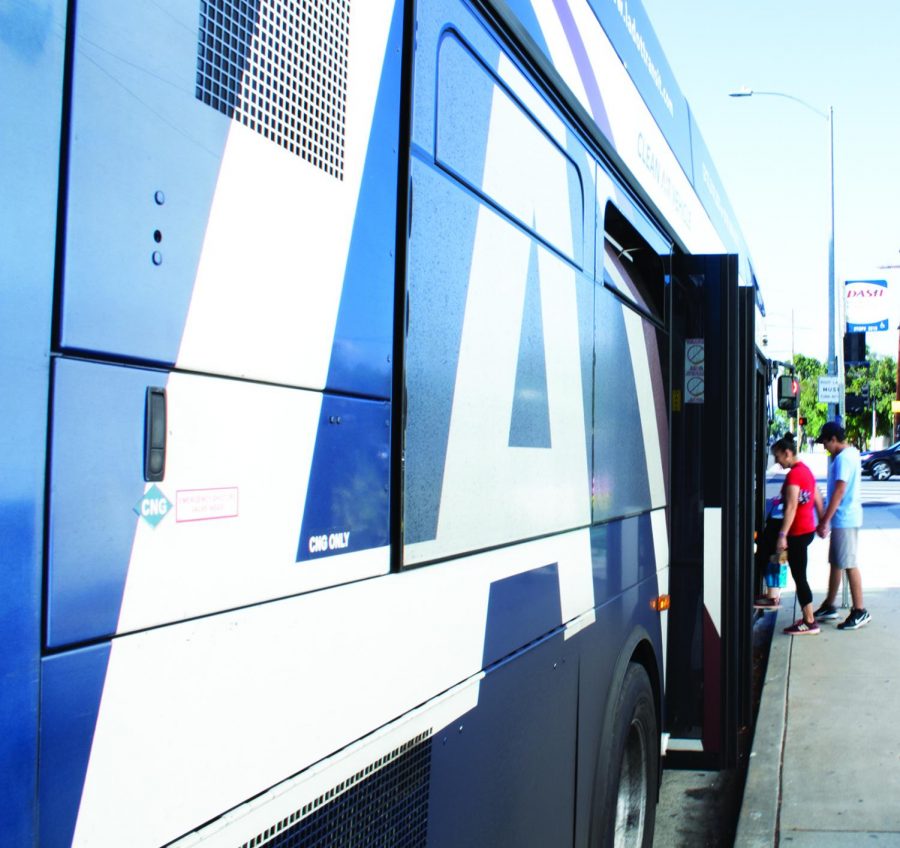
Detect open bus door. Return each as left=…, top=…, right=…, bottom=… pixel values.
left=665, top=253, right=760, bottom=770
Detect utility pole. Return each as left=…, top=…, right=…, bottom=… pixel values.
left=867, top=379, right=876, bottom=447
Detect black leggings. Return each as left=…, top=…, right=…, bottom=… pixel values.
left=787, top=532, right=816, bottom=608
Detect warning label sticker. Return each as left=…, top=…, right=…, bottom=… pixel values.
left=176, top=487, right=240, bottom=523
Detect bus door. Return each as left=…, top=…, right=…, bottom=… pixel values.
left=666, top=253, right=757, bottom=769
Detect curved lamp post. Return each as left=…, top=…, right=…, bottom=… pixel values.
left=729, top=88, right=843, bottom=422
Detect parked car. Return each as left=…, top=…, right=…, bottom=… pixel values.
left=860, top=441, right=900, bottom=481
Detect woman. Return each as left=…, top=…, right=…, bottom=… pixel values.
left=770, top=435, right=824, bottom=635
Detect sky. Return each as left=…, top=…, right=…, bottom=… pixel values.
left=639, top=0, right=900, bottom=365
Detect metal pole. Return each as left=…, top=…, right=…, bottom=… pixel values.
left=872, top=395, right=877, bottom=447
left=827, top=106, right=843, bottom=423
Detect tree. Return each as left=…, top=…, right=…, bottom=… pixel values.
left=792, top=353, right=827, bottom=448
left=845, top=349, right=897, bottom=448
left=769, top=350, right=897, bottom=449
left=769, top=407, right=790, bottom=439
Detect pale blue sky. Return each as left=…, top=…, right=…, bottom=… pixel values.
left=640, top=0, right=900, bottom=364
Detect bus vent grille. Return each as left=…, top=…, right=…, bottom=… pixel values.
left=196, top=0, right=350, bottom=180
left=239, top=730, right=432, bottom=848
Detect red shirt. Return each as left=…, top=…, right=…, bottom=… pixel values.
left=783, top=461, right=817, bottom=535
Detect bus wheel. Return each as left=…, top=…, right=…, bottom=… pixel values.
left=597, top=663, right=658, bottom=848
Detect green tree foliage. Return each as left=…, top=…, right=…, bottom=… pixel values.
left=769, top=408, right=789, bottom=439
left=844, top=348, right=897, bottom=447
left=792, top=354, right=828, bottom=444
left=782, top=349, right=897, bottom=449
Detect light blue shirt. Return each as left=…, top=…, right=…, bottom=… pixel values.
left=827, top=446, right=862, bottom=528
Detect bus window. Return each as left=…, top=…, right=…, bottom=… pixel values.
left=436, top=33, right=583, bottom=266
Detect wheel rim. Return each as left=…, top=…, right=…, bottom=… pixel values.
left=613, top=718, right=648, bottom=847
left=873, top=462, right=891, bottom=481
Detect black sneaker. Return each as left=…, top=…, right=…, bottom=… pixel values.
left=837, top=608, right=871, bottom=630
left=813, top=602, right=838, bottom=621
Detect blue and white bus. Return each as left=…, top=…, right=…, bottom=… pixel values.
left=2, top=0, right=768, bottom=845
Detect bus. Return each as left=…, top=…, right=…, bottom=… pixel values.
left=1, top=0, right=768, bottom=845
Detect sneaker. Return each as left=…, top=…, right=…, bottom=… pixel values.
left=813, top=602, right=838, bottom=621
left=753, top=597, right=781, bottom=610
left=784, top=619, right=820, bottom=636
left=837, top=608, right=871, bottom=630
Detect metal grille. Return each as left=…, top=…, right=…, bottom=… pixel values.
left=196, top=0, right=350, bottom=179
left=239, top=732, right=432, bottom=848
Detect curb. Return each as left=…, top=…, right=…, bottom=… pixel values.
left=733, top=595, right=797, bottom=846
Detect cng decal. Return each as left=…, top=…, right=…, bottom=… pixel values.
left=134, top=484, right=173, bottom=528
left=307, top=531, right=351, bottom=554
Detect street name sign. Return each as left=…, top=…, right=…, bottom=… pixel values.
left=817, top=376, right=841, bottom=403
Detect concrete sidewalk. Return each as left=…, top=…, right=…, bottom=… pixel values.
left=736, top=459, right=900, bottom=846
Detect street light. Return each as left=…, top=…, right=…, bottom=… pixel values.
left=729, top=88, right=844, bottom=422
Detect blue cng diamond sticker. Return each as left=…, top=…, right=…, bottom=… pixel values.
left=134, top=484, right=173, bottom=528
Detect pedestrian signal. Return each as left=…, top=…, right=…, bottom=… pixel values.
left=777, top=375, right=800, bottom=411
left=798, top=416, right=808, bottom=426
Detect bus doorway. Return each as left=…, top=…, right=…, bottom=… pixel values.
left=665, top=254, right=760, bottom=770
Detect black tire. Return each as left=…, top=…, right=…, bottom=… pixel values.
left=593, top=663, right=658, bottom=848
left=872, top=461, right=892, bottom=482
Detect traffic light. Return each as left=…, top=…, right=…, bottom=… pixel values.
left=846, top=385, right=871, bottom=414
left=777, top=375, right=800, bottom=411
left=844, top=332, right=867, bottom=366
left=798, top=416, right=808, bottom=426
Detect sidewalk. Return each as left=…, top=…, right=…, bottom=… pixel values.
left=736, top=456, right=900, bottom=846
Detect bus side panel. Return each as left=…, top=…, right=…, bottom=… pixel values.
left=428, top=629, right=578, bottom=848
left=60, top=0, right=231, bottom=365
left=37, top=645, right=110, bottom=848
left=111, top=525, right=659, bottom=848
left=0, top=1, right=67, bottom=843
left=60, top=0, right=400, bottom=399
left=38, top=532, right=594, bottom=848
left=325, top=0, right=405, bottom=396
left=47, top=359, right=390, bottom=647
left=47, top=359, right=162, bottom=647
left=426, top=515, right=666, bottom=848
